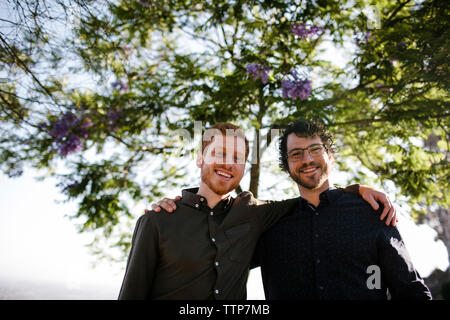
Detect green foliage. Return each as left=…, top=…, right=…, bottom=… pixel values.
left=0, top=0, right=448, bottom=260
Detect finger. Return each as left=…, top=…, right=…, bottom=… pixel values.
left=175, top=195, right=182, bottom=200
left=163, top=200, right=176, bottom=211
left=385, top=207, right=395, bottom=226
left=162, top=198, right=178, bottom=211
left=159, top=200, right=174, bottom=212
left=150, top=205, right=160, bottom=212
left=365, top=196, right=379, bottom=211
left=379, top=200, right=390, bottom=220
left=169, top=200, right=177, bottom=210
left=166, top=200, right=177, bottom=212
left=385, top=198, right=394, bottom=224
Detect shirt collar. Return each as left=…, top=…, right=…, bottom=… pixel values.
left=181, top=187, right=233, bottom=213
left=298, top=186, right=342, bottom=209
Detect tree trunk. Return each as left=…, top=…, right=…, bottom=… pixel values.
left=420, top=207, right=450, bottom=260
left=422, top=206, right=450, bottom=299
left=436, top=207, right=450, bottom=260
left=248, top=85, right=269, bottom=198
left=249, top=127, right=260, bottom=198
left=422, top=133, right=450, bottom=297
left=249, top=162, right=260, bottom=198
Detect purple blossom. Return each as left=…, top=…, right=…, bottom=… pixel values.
left=291, top=23, right=323, bottom=39
left=246, top=63, right=270, bottom=84
left=7, top=166, right=23, bottom=178
left=38, top=122, right=48, bottom=131
left=374, top=83, right=393, bottom=93
left=139, top=0, right=156, bottom=7
left=111, top=81, right=129, bottom=92
left=291, top=23, right=308, bottom=38
left=49, top=112, right=79, bottom=141
left=63, top=181, right=80, bottom=193
left=281, top=70, right=312, bottom=100
left=58, top=134, right=83, bottom=157
left=48, top=111, right=91, bottom=157
left=82, top=119, right=94, bottom=130
left=107, top=109, right=122, bottom=131
left=78, top=119, right=93, bottom=138
left=364, top=31, right=376, bottom=42
left=355, top=31, right=376, bottom=46
left=397, top=42, right=407, bottom=49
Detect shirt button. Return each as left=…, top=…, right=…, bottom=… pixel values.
left=316, top=259, right=320, bottom=264
left=195, top=203, right=199, bottom=208
left=319, top=286, right=324, bottom=290
left=215, top=289, right=219, bottom=295
left=215, top=261, right=219, bottom=266
left=315, top=212, right=319, bottom=216
left=210, top=211, right=214, bottom=216
left=315, top=233, right=319, bottom=238
left=200, top=198, right=204, bottom=202
left=211, top=238, right=216, bottom=242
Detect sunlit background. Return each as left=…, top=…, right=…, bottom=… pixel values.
left=0, top=0, right=448, bottom=300
left=0, top=166, right=448, bottom=299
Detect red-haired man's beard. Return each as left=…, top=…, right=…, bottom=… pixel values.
left=201, top=163, right=241, bottom=195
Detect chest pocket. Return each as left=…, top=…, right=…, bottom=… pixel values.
left=224, top=222, right=252, bottom=262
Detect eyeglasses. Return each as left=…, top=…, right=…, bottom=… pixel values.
left=287, top=144, right=327, bottom=161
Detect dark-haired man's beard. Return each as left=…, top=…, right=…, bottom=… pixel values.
left=289, top=161, right=330, bottom=190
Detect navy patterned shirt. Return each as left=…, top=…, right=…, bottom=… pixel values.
left=252, top=188, right=432, bottom=300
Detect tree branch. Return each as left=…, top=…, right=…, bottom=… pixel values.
left=330, top=112, right=450, bottom=128
left=0, top=33, right=61, bottom=109
left=385, top=0, right=412, bottom=27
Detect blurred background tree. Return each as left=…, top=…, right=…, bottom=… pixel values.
left=0, top=0, right=448, bottom=297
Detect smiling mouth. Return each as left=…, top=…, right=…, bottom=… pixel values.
left=300, top=167, right=319, bottom=175
left=215, top=169, right=233, bottom=180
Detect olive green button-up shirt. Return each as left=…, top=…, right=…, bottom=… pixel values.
left=118, top=185, right=359, bottom=300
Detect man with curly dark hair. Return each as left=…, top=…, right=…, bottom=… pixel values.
left=252, top=119, right=432, bottom=299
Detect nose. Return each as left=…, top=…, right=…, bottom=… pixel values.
left=301, top=150, right=314, bottom=162
left=222, top=161, right=233, bottom=170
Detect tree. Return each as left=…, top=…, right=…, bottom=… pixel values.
left=1, top=0, right=448, bottom=266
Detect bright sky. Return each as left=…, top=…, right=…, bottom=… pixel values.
left=0, top=170, right=124, bottom=298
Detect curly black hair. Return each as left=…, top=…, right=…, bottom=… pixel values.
left=278, top=119, right=335, bottom=173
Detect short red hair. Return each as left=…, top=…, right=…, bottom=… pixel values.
left=201, top=122, right=249, bottom=160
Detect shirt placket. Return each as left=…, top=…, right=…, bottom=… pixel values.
left=308, top=203, right=324, bottom=299
left=207, top=206, right=224, bottom=299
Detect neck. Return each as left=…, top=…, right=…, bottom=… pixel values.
left=297, top=180, right=330, bottom=207
left=197, top=183, right=230, bottom=208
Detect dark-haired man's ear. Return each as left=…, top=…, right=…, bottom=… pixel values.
left=328, top=152, right=335, bottom=166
